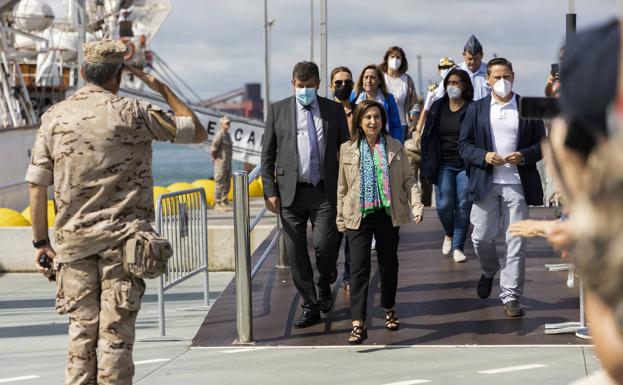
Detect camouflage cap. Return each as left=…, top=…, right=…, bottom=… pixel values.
left=83, top=40, right=126, bottom=64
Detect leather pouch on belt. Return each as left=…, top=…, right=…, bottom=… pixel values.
left=123, top=231, right=173, bottom=279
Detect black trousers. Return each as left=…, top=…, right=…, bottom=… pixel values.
left=280, top=182, right=338, bottom=310
left=346, top=210, right=400, bottom=322
left=337, top=231, right=351, bottom=284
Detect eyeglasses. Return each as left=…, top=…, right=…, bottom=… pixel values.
left=333, top=80, right=353, bottom=87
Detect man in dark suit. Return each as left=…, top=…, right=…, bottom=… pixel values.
left=459, top=58, right=545, bottom=318
left=261, top=61, right=350, bottom=327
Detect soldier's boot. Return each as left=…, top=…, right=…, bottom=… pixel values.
left=220, top=203, right=232, bottom=212
left=214, top=203, right=227, bottom=212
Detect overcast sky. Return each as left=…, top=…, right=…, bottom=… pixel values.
left=52, top=0, right=623, bottom=103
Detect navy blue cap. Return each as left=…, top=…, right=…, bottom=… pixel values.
left=464, top=35, right=483, bottom=54
left=559, top=18, right=618, bottom=154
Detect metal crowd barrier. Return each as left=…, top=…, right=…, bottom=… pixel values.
left=233, top=166, right=288, bottom=344
left=154, top=187, right=210, bottom=338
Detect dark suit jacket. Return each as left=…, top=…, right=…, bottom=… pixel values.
left=458, top=94, right=545, bottom=206
left=261, top=95, right=350, bottom=207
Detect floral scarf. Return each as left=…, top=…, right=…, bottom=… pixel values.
left=359, top=134, right=392, bottom=216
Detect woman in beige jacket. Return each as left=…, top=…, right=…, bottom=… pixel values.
left=336, top=99, right=424, bottom=344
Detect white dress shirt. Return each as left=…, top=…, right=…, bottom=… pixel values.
left=458, top=61, right=491, bottom=101
left=296, top=98, right=325, bottom=183
left=490, top=95, right=521, bottom=185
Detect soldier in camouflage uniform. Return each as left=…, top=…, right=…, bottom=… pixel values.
left=210, top=116, right=233, bottom=212
left=26, top=40, right=206, bottom=385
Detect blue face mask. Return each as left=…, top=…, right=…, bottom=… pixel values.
left=295, top=87, right=317, bottom=106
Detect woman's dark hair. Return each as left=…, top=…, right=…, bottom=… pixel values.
left=443, top=68, right=474, bottom=101
left=355, top=64, right=389, bottom=98
left=380, top=46, right=408, bottom=74
left=351, top=99, right=387, bottom=142
left=330, top=66, right=352, bottom=83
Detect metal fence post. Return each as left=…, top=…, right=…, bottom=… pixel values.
left=276, top=215, right=289, bottom=269
left=200, top=191, right=210, bottom=307
left=233, top=171, right=253, bottom=344
left=156, top=197, right=167, bottom=337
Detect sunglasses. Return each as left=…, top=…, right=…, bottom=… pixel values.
left=333, top=80, right=353, bottom=86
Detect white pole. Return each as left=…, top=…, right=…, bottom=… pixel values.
left=76, top=0, right=86, bottom=88
left=310, top=0, right=314, bottom=61
left=263, top=0, right=270, bottom=121
left=319, top=0, right=327, bottom=97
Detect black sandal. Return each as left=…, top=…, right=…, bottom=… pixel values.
left=348, top=325, right=368, bottom=345
left=385, top=310, right=400, bottom=331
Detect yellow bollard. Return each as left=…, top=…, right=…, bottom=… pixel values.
left=0, top=208, right=32, bottom=226
left=21, top=200, right=55, bottom=227
left=191, top=179, right=216, bottom=206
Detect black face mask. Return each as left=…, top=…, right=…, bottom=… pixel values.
left=334, top=83, right=353, bottom=101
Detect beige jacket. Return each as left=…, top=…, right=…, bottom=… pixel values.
left=336, top=135, right=424, bottom=232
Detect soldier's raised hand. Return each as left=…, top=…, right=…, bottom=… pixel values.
left=125, top=65, right=165, bottom=93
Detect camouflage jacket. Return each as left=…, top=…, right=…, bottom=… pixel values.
left=210, top=129, right=233, bottom=163
left=25, top=84, right=196, bottom=262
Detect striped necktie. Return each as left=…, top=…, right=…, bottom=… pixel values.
left=303, top=105, right=321, bottom=186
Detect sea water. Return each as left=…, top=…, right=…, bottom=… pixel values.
left=152, top=142, right=243, bottom=187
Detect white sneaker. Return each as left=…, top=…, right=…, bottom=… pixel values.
left=453, top=249, right=467, bottom=263
left=442, top=236, right=452, bottom=255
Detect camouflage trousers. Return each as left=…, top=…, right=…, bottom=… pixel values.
left=55, top=248, right=145, bottom=385
left=214, top=162, right=232, bottom=205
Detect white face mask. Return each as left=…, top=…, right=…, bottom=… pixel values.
left=493, top=78, right=512, bottom=98
left=388, top=57, right=401, bottom=71
left=446, top=85, right=462, bottom=100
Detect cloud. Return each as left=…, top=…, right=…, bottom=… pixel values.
left=45, top=0, right=623, bottom=102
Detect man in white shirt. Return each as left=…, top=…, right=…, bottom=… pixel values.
left=459, top=58, right=545, bottom=318
left=458, top=35, right=491, bottom=101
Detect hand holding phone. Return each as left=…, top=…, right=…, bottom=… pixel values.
left=550, top=63, right=560, bottom=79
left=38, top=253, right=56, bottom=282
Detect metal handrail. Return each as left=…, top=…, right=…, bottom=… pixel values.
left=233, top=167, right=289, bottom=344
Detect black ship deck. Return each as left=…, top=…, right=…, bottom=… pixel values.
left=193, top=207, right=582, bottom=347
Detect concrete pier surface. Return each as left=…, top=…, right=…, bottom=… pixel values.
left=0, top=207, right=604, bottom=385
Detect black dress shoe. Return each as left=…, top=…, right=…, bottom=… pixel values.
left=329, top=268, right=338, bottom=284
left=477, top=274, right=494, bottom=299
left=294, top=308, right=321, bottom=328
left=504, top=300, right=524, bottom=318
left=319, top=296, right=333, bottom=313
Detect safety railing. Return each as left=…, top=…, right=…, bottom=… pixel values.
left=233, top=166, right=288, bottom=344
left=154, top=187, right=210, bottom=338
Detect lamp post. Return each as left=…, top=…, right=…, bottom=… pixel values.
left=566, top=0, right=576, bottom=43
left=267, top=18, right=275, bottom=115
left=263, top=0, right=270, bottom=121
left=319, top=0, right=327, bottom=97
left=310, top=0, right=314, bottom=61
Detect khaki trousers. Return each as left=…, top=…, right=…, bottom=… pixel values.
left=55, top=250, right=145, bottom=385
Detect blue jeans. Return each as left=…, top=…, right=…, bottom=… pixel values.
left=434, top=162, right=473, bottom=251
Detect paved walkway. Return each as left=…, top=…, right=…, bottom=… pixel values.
left=194, top=207, right=584, bottom=347
left=0, top=207, right=603, bottom=385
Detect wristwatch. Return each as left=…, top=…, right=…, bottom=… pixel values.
left=32, top=237, right=50, bottom=249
